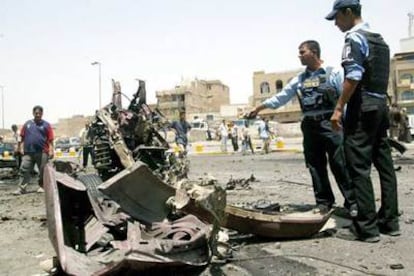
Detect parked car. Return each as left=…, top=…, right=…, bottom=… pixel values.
left=69, top=136, right=81, bottom=151
left=0, top=141, right=19, bottom=178
left=55, top=137, right=71, bottom=152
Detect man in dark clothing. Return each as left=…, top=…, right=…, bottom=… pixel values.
left=389, top=103, right=402, bottom=139
left=326, top=0, right=400, bottom=242
left=170, top=111, right=192, bottom=152
left=13, top=105, right=54, bottom=195
left=247, top=40, right=356, bottom=217
left=398, top=108, right=412, bottom=143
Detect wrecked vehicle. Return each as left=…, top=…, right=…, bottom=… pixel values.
left=44, top=79, right=333, bottom=274
left=88, top=80, right=189, bottom=184
left=44, top=162, right=214, bottom=275
left=44, top=80, right=225, bottom=275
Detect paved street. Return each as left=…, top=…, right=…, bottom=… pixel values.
left=0, top=138, right=414, bottom=275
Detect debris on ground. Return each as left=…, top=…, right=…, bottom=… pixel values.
left=226, top=174, right=257, bottom=190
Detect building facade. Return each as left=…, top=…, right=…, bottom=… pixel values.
left=252, top=69, right=303, bottom=123
left=390, top=13, right=414, bottom=115
left=390, top=51, right=414, bottom=114
left=155, top=78, right=230, bottom=121
left=54, top=115, right=93, bottom=138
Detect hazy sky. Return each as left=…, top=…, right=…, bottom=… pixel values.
left=0, top=0, right=413, bottom=126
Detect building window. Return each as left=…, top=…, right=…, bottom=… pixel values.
left=260, top=82, right=270, bottom=94
left=406, top=107, right=414, bottom=115
left=400, top=73, right=414, bottom=83
left=401, top=90, right=414, bottom=101
left=275, top=80, right=283, bottom=92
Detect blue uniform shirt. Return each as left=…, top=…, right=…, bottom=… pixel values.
left=262, top=66, right=344, bottom=117
left=341, top=22, right=370, bottom=82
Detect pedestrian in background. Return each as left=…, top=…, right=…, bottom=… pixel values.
left=247, top=40, right=356, bottom=217
left=398, top=108, right=411, bottom=143
left=170, top=111, right=192, bottom=152
left=79, top=121, right=94, bottom=168
left=229, top=121, right=239, bottom=152
left=241, top=121, right=254, bottom=155
left=326, top=0, right=400, bottom=242
left=219, top=119, right=228, bottom=152
left=389, top=103, right=402, bottom=139
left=257, top=117, right=271, bottom=154
left=11, top=124, right=22, bottom=170
left=13, top=105, right=54, bottom=195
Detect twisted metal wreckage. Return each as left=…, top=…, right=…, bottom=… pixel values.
left=44, top=80, right=331, bottom=275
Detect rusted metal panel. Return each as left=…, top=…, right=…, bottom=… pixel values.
left=222, top=205, right=332, bottom=238
left=98, top=161, right=175, bottom=224
left=44, top=163, right=212, bottom=275
left=84, top=218, right=109, bottom=252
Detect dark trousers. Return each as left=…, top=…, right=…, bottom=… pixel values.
left=301, top=118, right=355, bottom=209
left=344, top=100, right=399, bottom=238
left=82, top=146, right=94, bottom=167
left=242, top=137, right=254, bottom=154
left=19, top=152, right=49, bottom=187
left=231, top=135, right=239, bottom=152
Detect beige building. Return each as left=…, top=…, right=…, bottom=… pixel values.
left=155, top=78, right=230, bottom=121
left=54, top=114, right=93, bottom=138
left=390, top=51, right=414, bottom=114
left=390, top=14, right=414, bottom=114
left=252, top=69, right=303, bottom=123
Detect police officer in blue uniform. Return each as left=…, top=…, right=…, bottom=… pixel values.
left=326, top=0, right=400, bottom=242
left=248, top=40, right=356, bottom=216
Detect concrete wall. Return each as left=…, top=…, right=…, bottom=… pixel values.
left=252, top=69, right=303, bottom=122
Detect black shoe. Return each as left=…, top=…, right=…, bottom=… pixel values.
left=333, top=206, right=357, bottom=219
left=378, top=224, right=401, bottom=236
left=379, top=227, right=401, bottom=236
left=336, top=228, right=380, bottom=243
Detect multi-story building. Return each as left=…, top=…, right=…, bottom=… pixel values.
left=390, top=13, right=414, bottom=115
left=252, top=69, right=303, bottom=123
left=155, top=78, right=230, bottom=121
left=390, top=52, right=414, bottom=113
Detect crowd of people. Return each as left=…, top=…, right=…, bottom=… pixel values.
left=216, top=118, right=273, bottom=154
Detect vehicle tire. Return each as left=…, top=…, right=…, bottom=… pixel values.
left=77, top=174, right=104, bottom=200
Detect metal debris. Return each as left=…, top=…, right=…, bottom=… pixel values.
left=44, top=80, right=226, bottom=275
left=226, top=174, right=257, bottom=190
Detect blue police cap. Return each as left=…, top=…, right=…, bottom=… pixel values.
left=325, top=0, right=360, bottom=20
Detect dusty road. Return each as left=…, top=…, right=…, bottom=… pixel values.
left=0, top=144, right=413, bottom=275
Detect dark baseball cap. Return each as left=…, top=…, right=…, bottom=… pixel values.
left=325, top=0, right=360, bottom=20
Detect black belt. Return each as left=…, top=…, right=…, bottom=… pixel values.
left=304, top=113, right=332, bottom=121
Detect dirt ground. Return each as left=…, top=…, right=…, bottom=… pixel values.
left=1, top=147, right=414, bottom=275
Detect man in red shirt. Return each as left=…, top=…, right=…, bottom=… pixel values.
left=13, top=105, right=54, bottom=195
